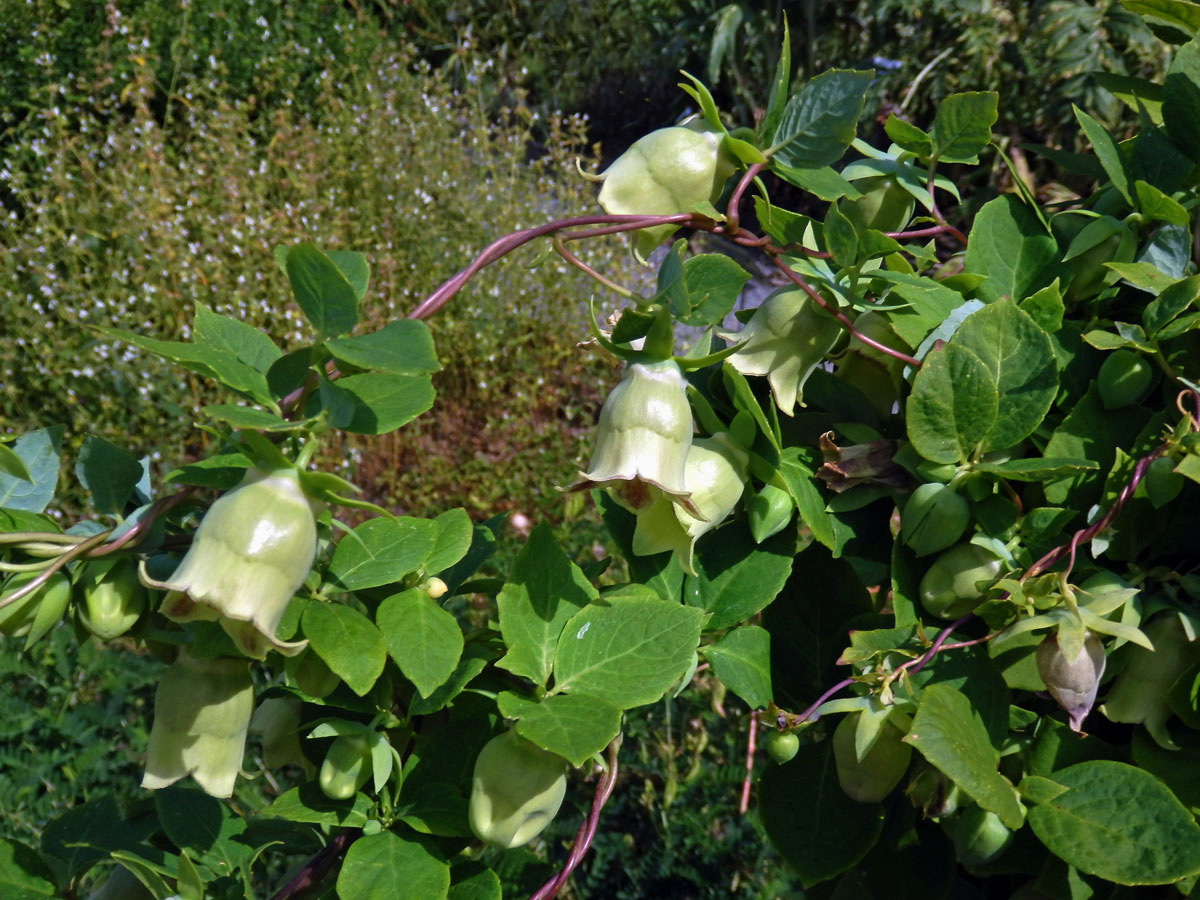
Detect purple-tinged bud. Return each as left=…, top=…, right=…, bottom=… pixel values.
left=1036, top=630, right=1105, bottom=733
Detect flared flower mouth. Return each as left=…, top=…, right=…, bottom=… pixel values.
left=143, top=467, right=317, bottom=659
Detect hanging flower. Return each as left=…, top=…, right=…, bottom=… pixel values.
left=149, top=467, right=318, bottom=659
left=142, top=650, right=254, bottom=798
left=570, top=359, right=696, bottom=514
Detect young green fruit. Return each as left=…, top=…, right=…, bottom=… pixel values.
left=833, top=713, right=912, bottom=803
left=901, top=483, right=970, bottom=557
left=945, top=805, right=1013, bottom=865
left=1102, top=611, right=1200, bottom=750
left=0, top=570, right=72, bottom=647
left=918, top=543, right=1003, bottom=620
left=469, top=730, right=568, bottom=849
left=764, top=730, right=800, bottom=765
left=78, top=558, right=147, bottom=640
left=598, top=124, right=735, bottom=262
left=841, top=176, right=914, bottom=234
left=1097, top=350, right=1154, bottom=410
left=319, top=733, right=373, bottom=800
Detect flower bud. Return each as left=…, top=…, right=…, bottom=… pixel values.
left=945, top=805, right=1013, bottom=865
left=572, top=359, right=694, bottom=512
left=901, top=483, right=970, bottom=557
left=154, top=467, right=317, bottom=659
left=319, top=733, right=374, bottom=800
left=0, top=570, right=72, bottom=647
left=907, top=760, right=960, bottom=819
left=918, top=543, right=1003, bottom=620
left=1036, top=630, right=1105, bottom=733
left=632, top=433, right=748, bottom=575
left=1102, top=612, right=1200, bottom=750
left=469, top=730, right=568, bottom=849
left=833, top=713, right=912, bottom=803
left=250, top=696, right=305, bottom=770
left=720, top=287, right=842, bottom=415
left=598, top=125, right=734, bottom=262
left=78, top=558, right=147, bottom=641
left=142, top=650, right=254, bottom=798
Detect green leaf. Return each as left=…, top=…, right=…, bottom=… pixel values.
left=706, top=3, right=744, bottom=85
left=1165, top=35, right=1200, bottom=151
left=153, top=786, right=229, bottom=856
left=302, top=602, right=387, bottom=696
left=0, top=426, right=62, bottom=514
left=448, top=863, right=502, bottom=900
left=952, top=299, right=1059, bottom=453
left=328, top=517, right=436, bottom=591
left=823, top=202, right=859, bottom=268
left=164, top=453, right=252, bottom=489
left=770, top=69, right=874, bottom=169
left=285, top=244, right=359, bottom=339
left=330, top=373, right=435, bottom=435
left=1019, top=280, right=1065, bottom=333
left=906, top=343, right=998, bottom=464
left=202, top=405, right=298, bottom=432
left=1107, top=262, right=1174, bottom=294
left=0, top=444, right=31, bottom=482
left=884, top=114, right=933, bottom=159
left=874, top=272, right=964, bottom=348
left=777, top=451, right=836, bottom=551
left=496, top=523, right=598, bottom=687
left=930, top=92, right=999, bottom=164
left=767, top=164, right=863, bottom=202
left=409, top=645, right=491, bottom=716
left=1144, top=273, right=1200, bottom=336
left=497, top=691, right=621, bottom=767
left=0, top=838, right=55, bottom=899
left=975, top=458, right=1099, bottom=481
left=1135, top=180, right=1190, bottom=226
left=261, top=784, right=371, bottom=827
left=704, top=625, right=772, bottom=708
left=684, top=523, right=795, bottom=630
left=670, top=254, right=752, bottom=327
left=193, top=302, right=282, bottom=374
left=1073, top=105, right=1132, bottom=204
left=40, top=795, right=150, bottom=881
left=377, top=588, right=464, bottom=698
left=426, top=509, right=474, bottom=575
left=964, top=195, right=1058, bottom=303
left=596, top=491, right=684, bottom=602
left=553, top=586, right=703, bottom=708
left=336, top=832, right=449, bottom=900
left=75, top=435, right=143, bottom=517
left=905, top=683, right=1024, bottom=829
left=760, top=16, right=791, bottom=143
left=1125, top=0, right=1200, bottom=41
left=1026, top=760, right=1200, bottom=885
left=759, top=738, right=884, bottom=888
left=326, top=320, right=440, bottom=375
left=325, top=250, right=370, bottom=300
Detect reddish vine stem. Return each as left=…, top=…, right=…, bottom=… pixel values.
left=725, top=162, right=766, bottom=236
left=768, top=253, right=924, bottom=368
left=924, top=167, right=969, bottom=245
left=553, top=240, right=633, bottom=297
left=269, top=828, right=362, bottom=900
left=884, top=224, right=965, bottom=241
left=529, top=737, right=622, bottom=900
left=739, top=710, right=758, bottom=814
left=91, top=486, right=197, bottom=556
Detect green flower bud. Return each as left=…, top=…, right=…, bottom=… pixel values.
left=632, top=433, right=749, bottom=575
left=906, top=760, right=960, bottom=819
left=598, top=125, right=735, bottom=263
left=945, top=805, right=1013, bottom=865
left=764, top=730, right=800, bottom=765
left=1102, top=611, right=1200, bottom=750
left=841, top=176, right=915, bottom=233
left=1036, top=630, right=1105, bottom=733
left=0, top=570, right=72, bottom=647
left=250, top=696, right=305, bottom=770
left=747, top=483, right=795, bottom=543
left=319, top=733, right=373, bottom=800
left=901, top=483, right=970, bottom=557
left=78, top=558, right=147, bottom=641
left=720, top=287, right=842, bottom=416
left=469, top=730, right=568, bottom=849
left=1097, top=349, right=1154, bottom=410
left=834, top=312, right=911, bottom=420
left=918, top=543, right=1004, bottom=620
left=142, top=650, right=254, bottom=798
left=833, top=713, right=912, bottom=803
left=155, top=467, right=317, bottom=659
left=573, top=359, right=695, bottom=513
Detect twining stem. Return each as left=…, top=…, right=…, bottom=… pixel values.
left=739, top=710, right=757, bottom=815
left=0, top=530, right=110, bottom=610
left=269, top=829, right=362, bottom=900
left=725, top=162, right=766, bottom=236
left=553, top=239, right=635, bottom=298
left=529, top=737, right=622, bottom=900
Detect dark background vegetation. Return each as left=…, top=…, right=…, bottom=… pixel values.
left=0, top=1, right=1171, bottom=896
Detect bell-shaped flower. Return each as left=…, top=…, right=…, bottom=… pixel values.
left=149, top=467, right=317, bottom=659
left=571, top=359, right=696, bottom=514
left=1036, top=630, right=1106, bottom=733
left=719, top=287, right=843, bottom=415
left=598, top=124, right=734, bottom=263
left=632, top=433, right=749, bottom=575
left=142, top=650, right=254, bottom=798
